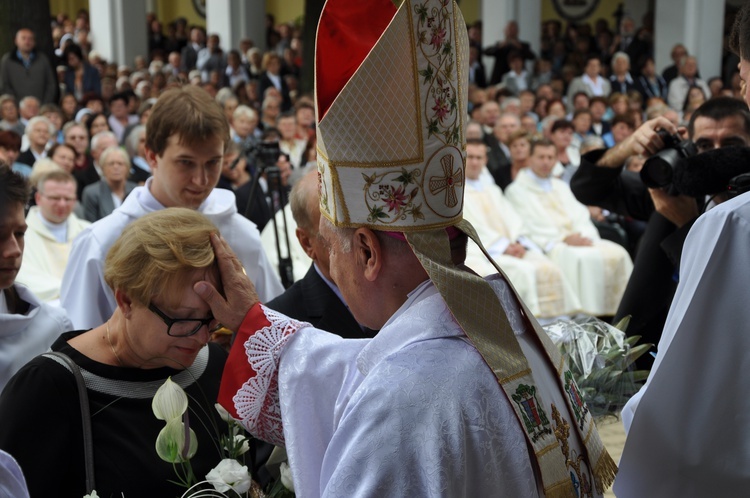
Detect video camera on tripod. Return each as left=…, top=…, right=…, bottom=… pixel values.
left=233, top=138, right=295, bottom=289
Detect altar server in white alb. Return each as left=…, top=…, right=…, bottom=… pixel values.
left=0, top=165, right=72, bottom=392
left=60, top=85, right=284, bottom=329
left=506, top=138, right=633, bottom=316
left=202, top=1, right=616, bottom=497
left=462, top=139, right=581, bottom=319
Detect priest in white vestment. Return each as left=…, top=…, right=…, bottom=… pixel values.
left=463, top=140, right=580, bottom=319
left=201, top=2, right=617, bottom=497
left=505, top=139, right=632, bottom=316
left=15, top=170, right=90, bottom=303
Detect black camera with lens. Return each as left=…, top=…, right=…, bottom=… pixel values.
left=639, top=129, right=697, bottom=192
left=256, top=141, right=282, bottom=167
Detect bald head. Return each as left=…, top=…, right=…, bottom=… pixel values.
left=15, top=29, right=35, bottom=56
left=290, top=169, right=333, bottom=278
left=290, top=169, right=320, bottom=232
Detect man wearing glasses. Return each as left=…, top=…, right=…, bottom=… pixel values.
left=16, top=169, right=89, bottom=304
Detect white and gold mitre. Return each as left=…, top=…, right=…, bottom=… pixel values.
left=315, top=0, right=469, bottom=231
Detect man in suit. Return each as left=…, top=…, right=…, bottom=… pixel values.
left=266, top=170, right=371, bottom=339
left=16, top=116, right=50, bottom=167
left=484, top=21, right=535, bottom=86
left=468, top=44, right=487, bottom=88
left=179, top=26, right=205, bottom=73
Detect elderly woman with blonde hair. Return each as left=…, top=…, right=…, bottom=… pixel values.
left=0, top=208, right=230, bottom=497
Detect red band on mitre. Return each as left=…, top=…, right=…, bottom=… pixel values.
left=315, top=0, right=397, bottom=120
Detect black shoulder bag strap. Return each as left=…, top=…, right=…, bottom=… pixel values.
left=45, top=352, right=96, bottom=493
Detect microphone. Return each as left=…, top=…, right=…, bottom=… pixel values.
left=672, top=146, right=750, bottom=197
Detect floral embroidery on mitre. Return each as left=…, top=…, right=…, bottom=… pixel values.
left=232, top=305, right=306, bottom=447
left=318, top=165, right=329, bottom=214
left=363, top=167, right=426, bottom=224
left=415, top=0, right=460, bottom=146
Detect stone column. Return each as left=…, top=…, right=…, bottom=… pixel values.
left=206, top=0, right=267, bottom=52
left=654, top=0, right=725, bottom=79
left=89, top=0, right=148, bottom=67
left=480, top=0, right=541, bottom=80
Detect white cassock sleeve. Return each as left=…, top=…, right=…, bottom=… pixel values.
left=615, top=193, right=750, bottom=497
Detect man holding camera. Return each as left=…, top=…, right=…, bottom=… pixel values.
left=571, top=97, right=750, bottom=367
left=613, top=5, right=750, bottom=495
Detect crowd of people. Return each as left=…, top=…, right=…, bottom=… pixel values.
left=0, top=1, right=749, bottom=496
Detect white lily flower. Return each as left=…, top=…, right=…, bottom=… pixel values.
left=280, top=461, right=295, bottom=491
left=214, top=402, right=233, bottom=423
left=155, top=417, right=198, bottom=463
left=205, top=458, right=252, bottom=494
left=152, top=377, right=188, bottom=421
left=224, top=434, right=250, bottom=456
left=83, top=491, right=99, bottom=498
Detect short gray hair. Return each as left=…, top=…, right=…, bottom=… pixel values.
left=19, top=96, right=40, bottom=111
left=124, top=125, right=146, bottom=157
left=501, top=97, right=521, bottom=112
left=91, top=131, right=118, bottom=153
left=612, top=51, right=630, bottom=66
left=320, top=216, right=413, bottom=258
left=233, top=105, right=258, bottom=122
left=25, top=116, right=53, bottom=137
left=99, top=146, right=130, bottom=169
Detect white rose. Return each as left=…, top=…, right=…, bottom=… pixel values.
left=206, top=458, right=252, bottom=494
left=280, top=461, right=295, bottom=492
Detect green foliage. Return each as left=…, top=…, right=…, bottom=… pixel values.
left=547, top=316, right=653, bottom=419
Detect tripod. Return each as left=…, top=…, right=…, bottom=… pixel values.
left=242, top=156, right=295, bottom=289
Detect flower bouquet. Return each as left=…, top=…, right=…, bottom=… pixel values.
left=151, top=377, right=274, bottom=498
left=543, top=316, right=652, bottom=418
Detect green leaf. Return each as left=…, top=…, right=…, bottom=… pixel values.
left=427, top=119, right=439, bottom=137
left=415, top=4, right=428, bottom=24
left=395, top=168, right=416, bottom=185
left=624, top=335, right=642, bottom=347
left=444, top=62, right=454, bottom=78
left=622, top=344, right=654, bottom=369
left=362, top=172, right=376, bottom=190
left=613, top=315, right=631, bottom=332
left=419, top=65, right=434, bottom=85
left=410, top=204, right=425, bottom=221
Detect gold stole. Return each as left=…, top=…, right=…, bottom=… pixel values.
left=405, top=219, right=616, bottom=497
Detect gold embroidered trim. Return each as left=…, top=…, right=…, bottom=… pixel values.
left=497, top=368, right=532, bottom=385
left=537, top=441, right=561, bottom=457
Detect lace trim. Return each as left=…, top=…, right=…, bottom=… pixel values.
left=233, top=305, right=305, bottom=446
